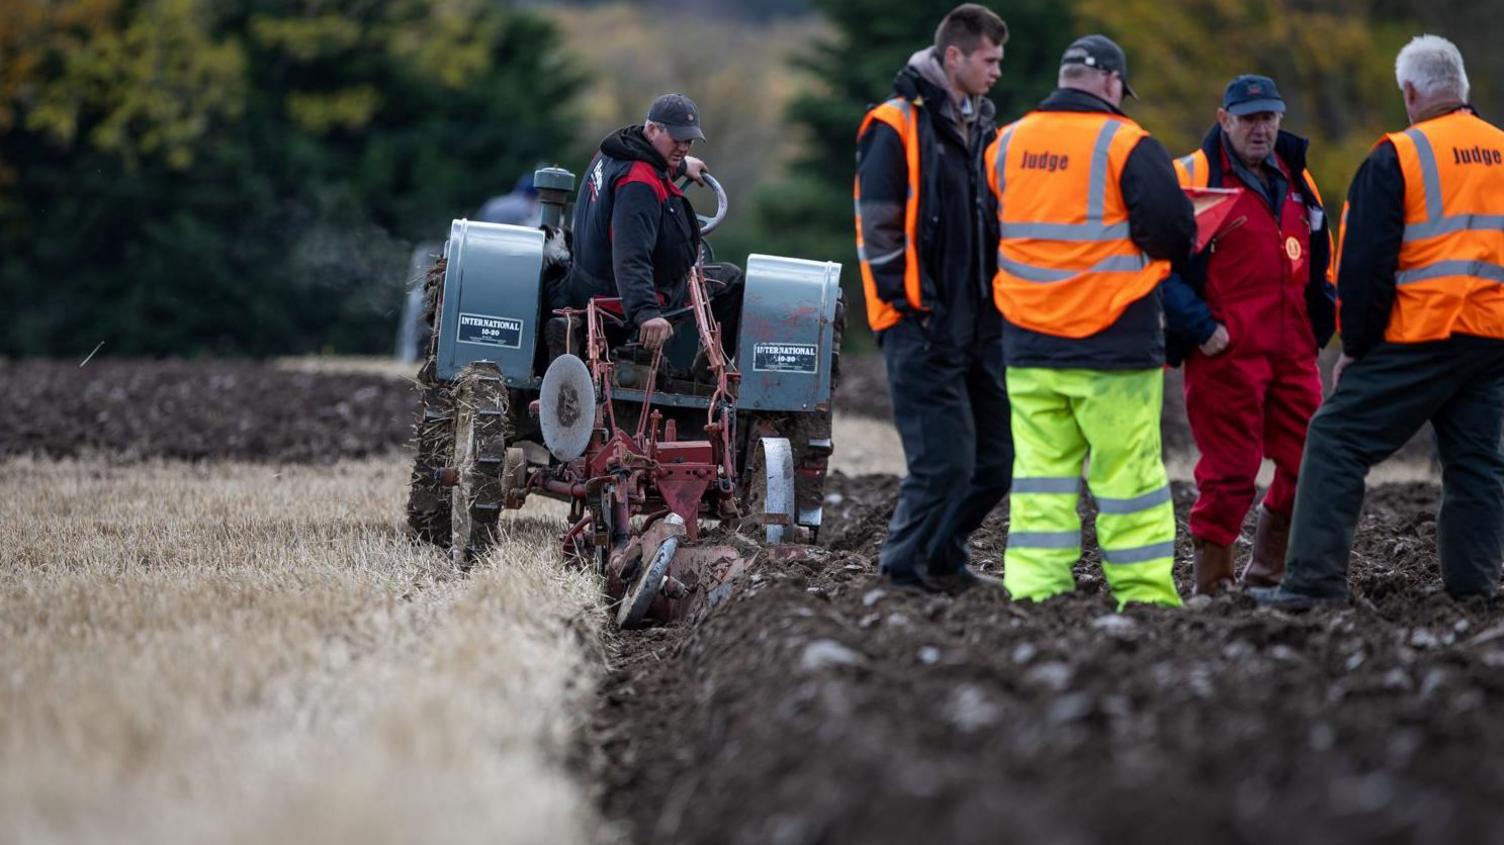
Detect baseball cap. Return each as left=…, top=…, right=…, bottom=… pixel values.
left=1060, top=34, right=1138, bottom=99
left=1222, top=74, right=1286, bottom=116
left=647, top=93, right=706, bottom=142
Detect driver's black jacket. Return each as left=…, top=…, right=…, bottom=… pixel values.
left=567, top=126, right=701, bottom=326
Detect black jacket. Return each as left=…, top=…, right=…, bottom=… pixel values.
left=856, top=53, right=1001, bottom=349
left=1161, top=124, right=1336, bottom=366
left=567, top=126, right=700, bottom=326
left=1001, top=89, right=1196, bottom=370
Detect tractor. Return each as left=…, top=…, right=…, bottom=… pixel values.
left=406, top=166, right=844, bottom=627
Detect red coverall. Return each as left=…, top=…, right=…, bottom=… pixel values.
left=1182, top=150, right=1323, bottom=546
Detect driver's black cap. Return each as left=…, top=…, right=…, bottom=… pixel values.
left=1060, top=34, right=1138, bottom=99
left=647, top=93, right=706, bottom=142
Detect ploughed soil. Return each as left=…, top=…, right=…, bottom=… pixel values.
left=0, top=359, right=418, bottom=463
left=595, top=474, right=1504, bottom=844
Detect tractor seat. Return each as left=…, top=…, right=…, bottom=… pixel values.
left=590, top=296, right=629, bottom=319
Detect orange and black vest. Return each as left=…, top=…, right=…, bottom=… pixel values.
left=986, top=110, right=1170, bottom=338
left=1174, top=148, right=1325, bottom=205
left=1374, top=110, right=1504, bottom=343
left=854, top=98, right=923, bottom=331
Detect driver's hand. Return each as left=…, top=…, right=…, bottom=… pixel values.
left=683, top=156, right=708, bottom=186
left=638, top=317, right=673, bottom=351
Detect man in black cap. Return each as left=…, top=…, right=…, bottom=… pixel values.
left=987, top=34, right=1194, bottom=607
left=1163, top=75, right=1335, bottom=596
left=561, top=93, right=741, bottom=354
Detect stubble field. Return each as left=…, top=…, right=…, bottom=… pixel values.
left=4, top=356, right=1501, bottom=845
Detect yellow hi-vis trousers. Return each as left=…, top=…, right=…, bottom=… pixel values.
left=1003, top=367, right=1182, bottom=607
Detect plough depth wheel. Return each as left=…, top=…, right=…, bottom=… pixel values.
left=749, top=437, right=796, bottom=544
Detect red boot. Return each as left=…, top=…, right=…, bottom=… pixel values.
left=1241, top=505, right=1289, bottom=588
left=1192, top=536, right=1235, bottom=596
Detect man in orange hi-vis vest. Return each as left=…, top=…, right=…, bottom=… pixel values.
left=986, top=35, right=1195, bottom=607
left=854, top=4, right=1012, bottom=594
left=1255, top=35, right=1504, bottom=608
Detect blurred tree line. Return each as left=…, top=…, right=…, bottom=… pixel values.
left=3, top=0, right=1497, bottom=357
left=748, top=0, right=1497, bottom=348
left=1, top=0, right=581, bottom=356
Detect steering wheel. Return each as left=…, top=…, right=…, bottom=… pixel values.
left=676, top=172, right=728, bottom=237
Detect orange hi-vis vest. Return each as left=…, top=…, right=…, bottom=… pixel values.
left=1173, top=148, right=1324, bottom=201
left=1172, top=146, right=1333, bottom=279
left=986, top=110, right=1169, bottom=338
left=1380, top=110, right=1504, bottom=343
left=854, top=98, right=924, bottom=331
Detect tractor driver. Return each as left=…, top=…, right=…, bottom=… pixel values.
left=556, top=93, right=744, bottom=357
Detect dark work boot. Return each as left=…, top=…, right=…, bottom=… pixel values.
left=888, top=566, right=1001, bottom=596
left=1242, top=506, right=1290, bottom=588
left=1192, top=537, right=1235, bottom=596
left=1249, top=585, right=1347, bottom=610
left=919, top=566, right=1003, bottom=596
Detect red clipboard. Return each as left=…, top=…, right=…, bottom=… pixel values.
left=1185, top=187, right=1243, bottom=252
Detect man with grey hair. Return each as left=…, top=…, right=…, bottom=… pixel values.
left=1255, top=35, right=1504, bottom=608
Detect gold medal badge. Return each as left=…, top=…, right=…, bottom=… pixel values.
left=1285, top=236, right=1303, bottom=261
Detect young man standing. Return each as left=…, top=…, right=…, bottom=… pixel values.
left=855, top=4, right=1012, bottom=593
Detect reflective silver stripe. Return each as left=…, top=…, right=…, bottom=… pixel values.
left=1092, top=485, right=1172, bottom=515
left=999, top=256, right=1072, bottom=283
left=1177, top=153, right=1196, bottom=184
left=998, top=253, right=1149, bottom=284
left=994, top=124, right=1017, bottom=201
left=1094, top=254, right=1149, bottom=272
left=1008, top=531, right=1081, bottom=549
left=1405, top=127, right=1445, bottom=223
left=1395, top=259, right=1504, bottom=285
left=1011, top=476, right=1081, bottom=494
left=1086, top=121, right=1123, bottom=222
left=858, top=245, right=905, bottom=266
left=1002, top=221, right=1131, bottom=241
left=1101, top=540, right=1176, bottom=565
left=1404, top=213, right=1504, bottom=241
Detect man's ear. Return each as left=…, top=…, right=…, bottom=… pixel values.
left=944, top=44, right=963, bottom=70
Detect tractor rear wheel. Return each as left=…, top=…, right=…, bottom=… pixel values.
left=406, top=257, right=452, bottom=545
left=450, top=362, right=510, bottom=565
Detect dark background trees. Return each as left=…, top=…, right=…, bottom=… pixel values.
left=3, top=0, right=1494, bottom=358
left=1, top=0, right=582, bottom=357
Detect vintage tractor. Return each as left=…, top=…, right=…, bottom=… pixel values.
left=406, top=166, right=844, bottom=627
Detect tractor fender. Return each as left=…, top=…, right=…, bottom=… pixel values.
left=435, top=219, right=545, bottom=382
left=734, top=254, right=842, bottom=412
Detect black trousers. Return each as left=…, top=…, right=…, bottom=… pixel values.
left=1284, top=337, right=1504, bottom=599
left=878, top=318, right=1013, bottom=579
